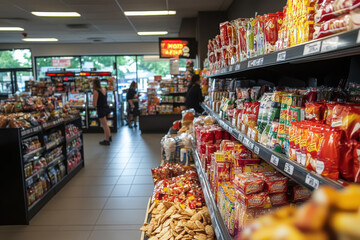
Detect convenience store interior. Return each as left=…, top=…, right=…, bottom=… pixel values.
left=1, top=0, right=360, bottom=240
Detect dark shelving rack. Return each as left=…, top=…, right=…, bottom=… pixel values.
left=0, top=115, right=85, bottom=225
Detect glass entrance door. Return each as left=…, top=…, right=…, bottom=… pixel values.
left=15, top=71, right=33, bottom=92
left=0, top=71, right=14, bottom=96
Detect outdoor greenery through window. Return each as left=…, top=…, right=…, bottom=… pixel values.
left=0, top=49, right=32, bottom=69
left=36, top=56, right=81, bottom=79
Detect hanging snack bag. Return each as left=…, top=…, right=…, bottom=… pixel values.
left=299, top=122, right=311, bottom=167
left=317, top=126, right=342, bottom=180
left=305, top=102, right=324, bottom=121
left=264, top=13, right=278, bottom=53
left=306, top=124, right=324, bottom=171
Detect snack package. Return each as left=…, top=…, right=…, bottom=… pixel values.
left=292, top=185, right=312, bottom=202
left=257, top=172, right=288, bottom=194
left=353, top=142, right=360, bottom=182
left=314, top=12, right=360, bottom=39
left=305, top=102, right=324, bottom=121
left=314, top=0, right=358, bottom=23
left=182, top=109, right=195, bottom=125
left=233, top=173, right=264, bottom=195
left=264, top=13, right=278, bottom=53
left=340, top=139, right=357, bottom=181
left=317, top=126, right=342, bottom=180
left=235, top=190, right=271, bottom=209
left=269, top=193, right=287, bottom=206
left=306, top=124, right=324, bottom=170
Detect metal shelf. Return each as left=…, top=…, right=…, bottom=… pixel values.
left=47, top=155, right=65, bottom=169
left=45, top=137, right=64, bottom=151
left=192, top=145, right=234, bottom=240
left=66, top=132, right=82, bottom=144
left=202, top=103, right=345, bottom=190
left=21, top=125, right=42, bottom=138
left=23, top=147, right=45, bottom=162
left=207, top=29, right=360, bottom=78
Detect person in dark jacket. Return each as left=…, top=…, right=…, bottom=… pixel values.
left=126, top=81, right=139, bottom=128
left=185, top=74, right=204, bottom=113
left=92, top=78, right=111, bottom=145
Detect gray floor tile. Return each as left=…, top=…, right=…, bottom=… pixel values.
left=128, top=184, right=154, bottom=197
left=96, top=210, right=145, bottom=225
left=110, top=185, right=131, bottom=197
left=104, top=197, right=149, bottom=210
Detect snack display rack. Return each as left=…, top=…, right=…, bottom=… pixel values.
left=192, top=145, right=234, bottom=240
left=0, top=115, right=84, bottom=224
left=202, top=103, right=344, bottom=191
left=207, top=29, right=360, bottom=78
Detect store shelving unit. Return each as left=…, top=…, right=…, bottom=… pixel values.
left=208, top=29, right=360, bottom=78
left=0, top=115, right=85, bottom=225
left=202, top=103, right=345, bottom=190
left=192, top=146, right=234, bottom=240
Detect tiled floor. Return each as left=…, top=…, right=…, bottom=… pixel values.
left=0, top=127, right=163, bottom=240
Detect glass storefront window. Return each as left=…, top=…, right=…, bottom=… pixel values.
left=0, top=49, right=32, bottom=69
left=117, top=56, right=137, bottom=90
left=136, top=55, right=170, bottom=92
left=36, top=56, right=81, bottom=79
left=81, top=56, right=116, bottom=74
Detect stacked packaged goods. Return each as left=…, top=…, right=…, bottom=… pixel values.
left=207, top=0, right=360, bottom=71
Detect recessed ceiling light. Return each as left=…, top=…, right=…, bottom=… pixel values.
left=22, top=38, right=58, bottom=42
left=125, top=11, right=176, bottom=16
left=31, top=12, right=81, bottom=17
left=138, top=31, right=168, bottom=36
left=0, top=27, right=24, bottom=31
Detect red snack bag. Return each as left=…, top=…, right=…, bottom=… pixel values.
left=238, top=25, right=247, bottom=60
left=315, top=0, right=354, bottom=23
left=269, top=193, right=287, bottom=206
left=235, top=190, right=271, bottom=209
left=258, top=172, right=288, bottom=194
left=340, top=139, right=357, bottom=181
left=212, top=127, right=223, bottom=144
left=317, top=126, right=342, bottom=180
left=299, top=122, right=311, bottom=166
left=215, top=35, right=222, bottom=49
left=289, top=121, right=298, bottom=161
left=233, top=173, right=264, bottom=195
left=223, top=129, right=230, bottom=140
left=306, top=124, right=324, bottom=171
left=353, top=142, right=360, bottom=183
left=314, top=14, right=355, bottom=39
left=206, top=144, right=217, bottom=157
left=305, top=102, right=324, bottom=121
left=199, top=129, right=214, bottom=144
left=293, top=185, right=312, bottom=202
left=264, top=13, right=278, bottom=53
left=220, top=22, right=230, bottom=46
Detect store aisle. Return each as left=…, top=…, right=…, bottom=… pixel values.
left=0, top=127, right=163, bottom=240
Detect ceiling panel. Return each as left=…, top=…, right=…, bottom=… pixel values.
left=0, top=0, right=233, bottom=43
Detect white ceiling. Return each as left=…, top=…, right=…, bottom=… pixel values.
left=0, top=0, right=232, bottom=43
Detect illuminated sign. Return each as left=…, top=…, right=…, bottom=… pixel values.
left=52, top=59, right=71, bottom=67
left=79, top=72, right=112, bottom=76
left=159, top=38, right=197, bottom=59
left=46, top=72, right=75, bottom=77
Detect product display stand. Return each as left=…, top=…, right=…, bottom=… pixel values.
left=139, top=114, right=182, bottom=133
left=202, top=103, right=344, bottom=190
left=192, top=145, right=234, bottom=240
left=0, top=115, right=85, bottom=225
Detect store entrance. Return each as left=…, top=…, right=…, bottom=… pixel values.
left=0, top=69, right=33, bottom=99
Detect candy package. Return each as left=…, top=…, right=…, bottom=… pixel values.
left=233, top=173, right=264, bottom=195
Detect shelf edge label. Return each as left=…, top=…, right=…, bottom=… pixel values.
left=305, top=174, right=320, bottom=189
left=254, top=145, right=260, bottom=155
left=276, top=51, right=286, bottom=61
left=235, top=63, right=241, bottom=71
left=284, top=162, right=294, bottom=175
left=270, top=154, right=279, bottom=166
left=303, top=41, right=321, bottom=55
left=321, top=36, right=339, bottom=52
left=229, top=65, right=234, bottom=72
left=248, top=57, right=264, bottom=68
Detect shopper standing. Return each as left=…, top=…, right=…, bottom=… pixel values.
left=127, top=81, right=139, bottom=128
left=92, top=78, right=111, bottom=145
left=185, top=74, right=204, bottom=113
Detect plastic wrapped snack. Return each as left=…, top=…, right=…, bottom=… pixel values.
left=182, top=108, right=195, bottom=125
left=233, top=173, right=264, bottom=195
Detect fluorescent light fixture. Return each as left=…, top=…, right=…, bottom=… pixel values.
left=125, top=10, right=176, bottom=16
left=22, top=38, right=58, bottom=42
left=31, top=11, right=81, bottom=17
left=138, top=31, right=168, bottom=36
left=0, top=27, right=24, bottom=31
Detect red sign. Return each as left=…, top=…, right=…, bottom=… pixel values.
left=159, top=38, right=196, bottom=59
left=52, top=59, right=71, bottom=67
left=160, top=39, right=188, bottom=58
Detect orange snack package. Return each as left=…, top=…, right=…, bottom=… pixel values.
left=306, top=124, right=324, bottom=171
left=299, top=122, right=311, bottom=167
left=233, top=173, right=264, bottom=195
left=235, top=189, right=271, bottom=209
left=340, top=139, right=357, bottom=181
left=316, top=126, right=342, bottom=180
left=353, top=142, right=360, bottom=183
left=305, top=102, right=324, bottom=121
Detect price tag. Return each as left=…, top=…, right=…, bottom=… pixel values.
left=254, top=146, right=260, bottom=155
left=270, top=155, right=279, bottom=166
left=243, top=137, right=250, bottom=147
left=305, top=174, right=320, bottom=189
left=284, top=163, right=294, bottom=175
left=231, top=129, right=239, bottom=138
left=37, top=174, right=40, bottom=179
left=221, top=68, right=226, bottom=73
left=235, top=63, right=241, bottom=71
left=27, top=178, right=33, bottom=186
left=321, top=36, right=339, bottom=52
left=277, top=51, right=286, bottom=61
left=303, top=41, right=321, bottom=55
left=248, top=57, right=264, bottom=67
left=228, top=65, right=234, bottom=72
